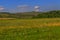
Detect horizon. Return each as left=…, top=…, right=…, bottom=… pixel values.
left=0, top=0, right=60, bottom=13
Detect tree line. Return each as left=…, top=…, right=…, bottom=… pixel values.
left=0, top=10, right=60, bottom=18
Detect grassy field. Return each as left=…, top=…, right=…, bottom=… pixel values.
left=0, top=18, right=60, bottom=40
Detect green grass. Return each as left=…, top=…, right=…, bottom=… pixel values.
left=0, top=18, right=60, bottom=40
left=0, top=27, right=60, bottom=40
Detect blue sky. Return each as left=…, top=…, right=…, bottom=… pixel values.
left=0, top=0, right=60, bottom=12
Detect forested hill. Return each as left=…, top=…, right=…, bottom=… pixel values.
left=0, top=10, right=60, bottom=18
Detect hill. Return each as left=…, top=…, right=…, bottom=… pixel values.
left=0, top=10, right=60, bottom=18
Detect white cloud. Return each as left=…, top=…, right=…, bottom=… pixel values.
left=17, top=5, right=29, bottom=8
left=16, top=5, right=31, bottom=12
left=0, top=6, right=4, bottom=11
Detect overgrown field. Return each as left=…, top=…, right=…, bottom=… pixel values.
left=0, top=18, right=60, bottom=40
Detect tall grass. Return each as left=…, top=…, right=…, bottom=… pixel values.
left=0, top=18, right=60, bottom=28
left=0, top=18, right=60, bottom=40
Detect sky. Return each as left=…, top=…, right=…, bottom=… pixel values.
left=0, top=0, right=60, bottom=12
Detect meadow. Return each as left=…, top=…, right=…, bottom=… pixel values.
left=0, top=18, right=60, bottom=40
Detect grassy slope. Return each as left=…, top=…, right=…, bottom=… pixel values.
left=0, top=18, right=60, bottom=40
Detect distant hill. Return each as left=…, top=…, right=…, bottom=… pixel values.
left=0, top=10, right=60, bottom=18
